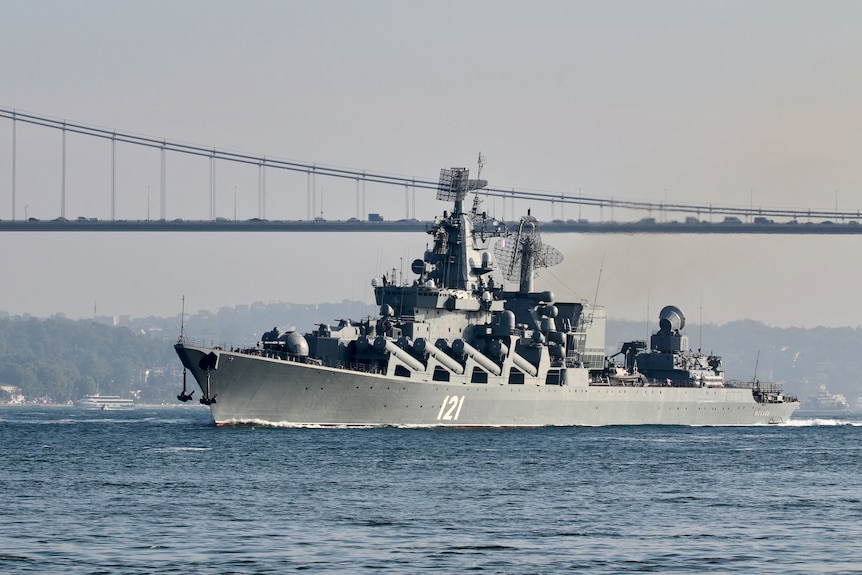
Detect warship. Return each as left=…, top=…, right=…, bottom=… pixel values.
left=804, top=384, right=849, bottom=410
left=175, top=167, right=799, bottom=426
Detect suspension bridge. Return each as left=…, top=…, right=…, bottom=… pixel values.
left=2, top=107, right=859, bottom=234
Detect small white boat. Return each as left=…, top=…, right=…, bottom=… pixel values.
left=76, top=394, right=135, bottom=410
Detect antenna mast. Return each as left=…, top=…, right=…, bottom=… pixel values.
left=589, top=253, right=605, bottom=324
left=699, top=291, right=703, bottom=353
left=752, top=350, right=760, bottom=384
left=179, top=295, right=186, bottom=342
left=472, top=152, right=487, bottom=216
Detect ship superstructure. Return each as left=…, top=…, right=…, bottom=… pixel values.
left=175, top=167, right=798, bottom=426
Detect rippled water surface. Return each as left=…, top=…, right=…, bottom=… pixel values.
left=2, top=406, right=861, bottom=574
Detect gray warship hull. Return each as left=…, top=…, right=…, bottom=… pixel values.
left=176, top=343, right=797, bottom=426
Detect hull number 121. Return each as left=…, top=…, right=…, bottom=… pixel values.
left=436, top=395, right=465, bottom=421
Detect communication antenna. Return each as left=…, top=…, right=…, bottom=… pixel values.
left=179, top=295, right=186, bottom=342
left=646, top=290, right=650, bottom=342
left=474, top=153, right=488, bottom=216
left=699, top=291, right=703, bottom=353
left=752, top=350, right=760, bottom=384
left=593, top=253, right=605, bottom=311
left=588, top=253, right=605, bottom=325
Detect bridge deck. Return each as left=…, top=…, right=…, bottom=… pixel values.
left=2, top=219, right=861, bottom=234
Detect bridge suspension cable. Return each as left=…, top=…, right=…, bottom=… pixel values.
left=2, top=107, right=857, bottom=222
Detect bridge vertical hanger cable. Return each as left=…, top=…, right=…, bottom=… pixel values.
left=306, top=170, right=311, bottom=221
left=11, top=111, right=15, bottom=221
left=61, top=122, right=66, bottom=219
left=257, top=161, right=263, bottom=219
left=111, top=134, right=116, bottom=221
left=208, top=155, right=212, bottom=220
left=355, top=177, right=360, bottom=220
left=160, top=144, right=167, bottom=221
left=210, top=152, right=216, bottom=220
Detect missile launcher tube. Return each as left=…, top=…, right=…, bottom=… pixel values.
left=414, top=338, right=465, bottom=375
left=452, top=339, right=502, bottom=376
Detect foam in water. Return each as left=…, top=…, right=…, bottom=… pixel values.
left=783, top=417, right=862, bottom=427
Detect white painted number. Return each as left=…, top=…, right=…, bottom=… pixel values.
left=436, top=395, right=465, bottom=421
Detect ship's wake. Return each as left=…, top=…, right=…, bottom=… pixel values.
left=782, top=417, right=862, bottom=427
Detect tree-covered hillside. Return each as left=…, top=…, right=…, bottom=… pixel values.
left=0, top=316, right=177, bottom=403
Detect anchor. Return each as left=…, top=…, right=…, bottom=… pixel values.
left=176, top=296, right=196, bottom=403
left=199, top=367, right=217, bottom=405
left=176, top=368, right=195, bottom=402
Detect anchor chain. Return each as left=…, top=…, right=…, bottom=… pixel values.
left=200, top=367, right=217, bottom=405
left=176, top=368, right=195, bottom=402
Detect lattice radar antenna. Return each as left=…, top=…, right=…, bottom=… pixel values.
left=437, top=168, right=488, bottom=206
left=494, top=216, right=564, bottom=293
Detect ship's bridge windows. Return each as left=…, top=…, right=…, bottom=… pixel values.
left=508, top=368, right=525, bottom=385
left=545, top=369, right=561, bottom=385
left=432, top=366, right=450, bottom=382
left=394, top=365, right=412, bottom=378
left=470, top=367, right=488, bottom=384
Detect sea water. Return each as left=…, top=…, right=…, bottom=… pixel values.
left=1, top=406, right=861, bottom=574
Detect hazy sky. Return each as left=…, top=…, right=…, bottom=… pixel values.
left=1, top=1, right=861, bottom=327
